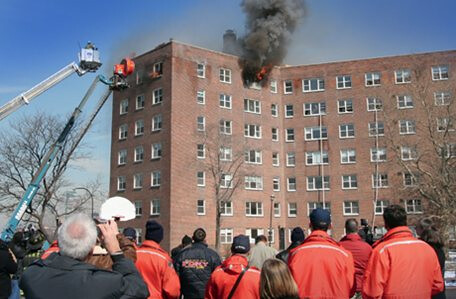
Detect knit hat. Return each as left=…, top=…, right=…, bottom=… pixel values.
left=123, top=227, right=137, bottom=241
left=192, top=228, right=206, bottom=243
left=231, top=235, right=250, bottom=254
left=145, top=220, right=163, bottom=243
left=291, top=227, right=305, bottom=243
left=310, top=208, right=331, bottom=227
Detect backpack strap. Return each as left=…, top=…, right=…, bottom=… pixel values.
left=227, top=265, right=249, bottom=299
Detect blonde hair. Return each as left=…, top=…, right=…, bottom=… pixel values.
left=260, top=259, right=299, bottom=299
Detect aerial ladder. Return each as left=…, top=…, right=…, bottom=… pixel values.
left=0, top=46, right=135, bottom=241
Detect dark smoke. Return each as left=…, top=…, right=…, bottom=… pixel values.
left=239, top=0, right=306, bottom=85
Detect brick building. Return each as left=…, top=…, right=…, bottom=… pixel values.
left=109, top=40, right=456, bottom=251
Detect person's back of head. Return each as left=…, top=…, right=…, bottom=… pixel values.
left=182, top=235, right=192, bottom=247
left=383, top=205, right=407, bottom=230
left=260, top=259, right=299, bottom=299
left=290, top=227, right=305, bottom=243
left=145, top=220, right=164, bottom=243
left=122, top=227, right=137, bottom=242
left=58, top=213, right=97, bottom=260
left=345, top=218, right=358, bottom=234
left=417, top=217, right=444, bottom=246
left=231, top=235, right=250, bottom=255
left=309, top=208, right=331, bottom=231
left=192, top=228, right=206, bottom=243
left=255, top=235, right=268, bottom=245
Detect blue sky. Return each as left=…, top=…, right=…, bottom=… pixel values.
left=0, top=0, right=455, bottom=192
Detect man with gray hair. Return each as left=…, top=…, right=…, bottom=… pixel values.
left=20, top=213, right=149, bottom=298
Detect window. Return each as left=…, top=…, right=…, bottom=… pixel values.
left=340, top=149, right=356, bottom=164
left=151, top=171, right=161, bottom=187
left=152, top=88, right=163, bottom=105
left=133, top=173, right=143, bottom=189
left=399, top=120, right=416, bottom=135
left=339, top=124, right=355, bottom=138
left=367, top=97, right=383, bottom=111
left=285, top=128, right=295, bottom=142
left=285, top=104, right=294, bottom=118
left=219, top=94, right=232, bottom=109
left=397, top=95, right=413, bottom=109
left=197, top=199, right=206, bottom=215
left=287, top=177, right=296, bottom=191
left=219, top=120, right=232, bottom=135
left=272, top=152, right=279, bottom=166
left=245, top=150, right=262, bottom=164
left=271, top=104, right=278, bottom=117
left=152, top=114, right=162, bottom=132
left=395, top=69, right=411, bottom=84
left=136, top=71, right=143, bottom=85
left=197, top=144, right=205, bottom=159
left=338, top=99, right=353, bottom=114
left=272, top=128, right=279, bottom=141
left=273, top=177, right=280, bottom=191
left=221, top=174, right=233, bottom=188
left=220, top=146, right=232, bottom=161
left=270, top=80, right=278, bottom=93
left=118, top=149, right=127, bottom=165
left=220, top=68, right=232, bottom=83
left=305, top=126, right=328, bottom=140
left=197, top=63, right=205, bottom=78
left=246, top=228, right=265, bottom=243
left=197, top=116, right=205, bottom=132
left=405, top=199, right=423, bottom=214
left=284, top=80, right=293, bottom=94
left=302, top=78, right=325, bottom=92
left=150, top=199, right=160, bottom=216
left=244, top=124, right=261, bottom=138
left=286, top=152, right=296, bottom=166
left=403, top=172, right=417, bottom=187
left=368, top=122, right=384, bottom=137
left=337, top=75, right=352, bottom=89
left=372, top=173, right=388, bottom=188
left=245, top=202, right=264, bottom=216
left=274, top=202, right=281, bottom=217
left=343, top=201, right=359, bottom=215
left=365, top=72, right=381, bottom=86
left=432, top=65, right=449, bottom=80
left=245, top=176, right=263, bottom=190
left=134, top=146, right=144, bottom=162
left=151, top=143, right=162, bottom=159
left=117, top=176, right=126, bottom=191
left=197, top=171, right=205, bottom=186
left=370, top=147, right=386, bottom=162
left=120, top=99, right=128, bottom=114
left=440, top=143, right=456, bottom=158
left=375, top=200, right=389, bottom=215
left=152, top=62, right=163, bottom=77
left=221, top=201, right=233, bottom=216
left=288, top=203, right=297, bottom=217
left=342, top=175, right=358, bottom=189
left=304, top=102, right=326, bottom=116
left=307, top=176, right=330, bottom=191
left=307, top=202, right=331, bottom=215
left=197, top=90, right=205, bottom=104
left=401, top=146, right=417, bottom=161
left=220, top=228, right=233, bottom=244
left=135, top=201, right=142, bottom=217
left=306, top=151, right=329, bottom=165
left=244, top=98, right=261, bottom=114
left=135, top=119, right=144, bottom=136
left=136, top=94, right=145, bottom=110
left=119, top=124, right=128, bottom=140
left=434, top=91, right=451, bottom=106
left=437, top=117, right=455, bottom=132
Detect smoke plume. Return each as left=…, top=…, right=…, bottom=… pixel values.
left=239, top=0, right=306, bottom=85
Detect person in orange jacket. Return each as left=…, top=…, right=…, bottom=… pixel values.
left=205, top=235, right=260, bottom=299
left=288, top=208, right=355, bottom=298
left=135, top=220, right=180, bottom=299
left=362, top=204, right=444, bottom=298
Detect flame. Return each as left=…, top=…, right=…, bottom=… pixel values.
left=256, top=65, right=272, bottom=81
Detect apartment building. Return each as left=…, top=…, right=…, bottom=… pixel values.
left=110, top=40, right=456, bottom=251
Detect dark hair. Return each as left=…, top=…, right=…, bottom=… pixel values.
left=345, top=218, right=358, bottom=234
left=182, top=235, right=192, bottom=246
left=260, top=259, right=299, bottom=299
left=383, top=204, right=407, bottom=229
left=192, top=228, right=206, bottom=243
left=312, top=222, right=329, bottom=231
left=417, top=218, right=444, bottom=247
left=255, top=235, right=268, bottom=244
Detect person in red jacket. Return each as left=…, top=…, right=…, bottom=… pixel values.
left=362, top=204, right=444, bottom=298
left=339, top=218, right=372, bottom=298
left=205, top=235, right=260, bottom=299
left=288, top=208, right=355, bottom=298
left=41, top=240, right=60, bottom=259
left=135, top=220, right=180, bottom=299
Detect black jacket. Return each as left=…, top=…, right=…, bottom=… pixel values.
left=430, top=243, right=446, bottom=299
left=0, top=241, right=17, bottom=299
left=174, top=242, right=221, bottom=299
left=275, top=241, right=302, bottom=264
left=20, top=253, right=149, bottom=299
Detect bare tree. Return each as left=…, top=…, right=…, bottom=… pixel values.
left=0, top=112, right=103, bottom=241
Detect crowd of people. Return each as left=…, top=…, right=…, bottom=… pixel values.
left=0, top=204, right=447, bottom=299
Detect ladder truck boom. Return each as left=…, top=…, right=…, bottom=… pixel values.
left=0, top=42, right=102, bottom=122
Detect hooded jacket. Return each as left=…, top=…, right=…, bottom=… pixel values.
left=362, top=226, right=444, bottom=299
left=205, top=254, right=260, bottom=299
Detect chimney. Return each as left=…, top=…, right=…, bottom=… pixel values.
left=223, top=30, right=238, bottom=55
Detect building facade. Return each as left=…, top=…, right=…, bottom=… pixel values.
left=110, top=40, right=456, bottom=251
